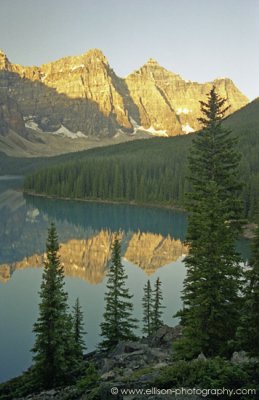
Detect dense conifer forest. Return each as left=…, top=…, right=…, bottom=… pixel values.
left=23, top=97, right=259, bottom=218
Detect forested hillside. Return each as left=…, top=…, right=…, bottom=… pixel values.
left=23, top=99, right=259, bottom=218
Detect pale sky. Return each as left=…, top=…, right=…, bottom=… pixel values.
left=0, top=0, right=258, bottom=100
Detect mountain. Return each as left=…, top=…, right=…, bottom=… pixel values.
left=0, top=48, right=249, bottom=156
left=125, top=58, right=248, bottom=135
left=125, top=231, right=188, bottom=275
left=0, top=230, right=187, bottom=284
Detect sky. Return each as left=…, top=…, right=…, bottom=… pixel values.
left=0, top=0, right=258, bottom=100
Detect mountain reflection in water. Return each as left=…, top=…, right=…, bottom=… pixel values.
left=0, top=182, right=249, bottom=286
left=0, top=230, right=188, bottom=284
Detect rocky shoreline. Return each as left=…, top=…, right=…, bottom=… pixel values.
left=10, top=325, right=195, bottom=400
left=9, top=325, right=256, bottom=400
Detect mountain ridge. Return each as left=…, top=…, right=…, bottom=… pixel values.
left=0, top=48, right=250, bottom=157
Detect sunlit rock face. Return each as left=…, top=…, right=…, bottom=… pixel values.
left=0, top=49, right=124, bottom=136
left=0, top=49, right=248, bottom=142
left=58, top=230, right=120, bottom=284
left=124, top=231, right=188, bottom=275
left=1, top=230, right=119, bottom=285
left=0, top=230, right=122, bottom=285
left=125, top=59, right=248, bottom=135
left=0, top=230, right=188, bottom=283
left=0, top=264, right=13, bottom=283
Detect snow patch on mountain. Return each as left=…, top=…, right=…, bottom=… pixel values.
left=129, top=117, right=168, bottom=136
left=176, top=107, right=192, bottom=115
left=145, top=126, right=168, bottom=136
left=52, top=125, right=87, bottom=139
left=24, top=116, right=43, bottom=132
left=182, top=123, right=194, bottom=134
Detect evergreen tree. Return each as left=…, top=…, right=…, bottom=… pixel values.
left=73, top=297, right=87, bottom=360
left=151, top=277, right=165, bottom=332
left=99, top=236, right=138, bottom=351
left=174, top=87, right=243, bottom=359
left=142, top=280, right=153, bottom=336
left=237, top=220, right=259, bottom=357
left=31, top=223, right=76, bottom=388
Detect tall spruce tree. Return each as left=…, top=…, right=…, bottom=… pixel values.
left=31, top=223, right=76, bottom=388
left=237, top=221, right=259, bottom=357
left=99, top=236, right=138, bottom=351
left=73, top=297, right=87, bottom=359
left=151, top=277, right=165, bottom=332
left=142, top=280, right=153, bottom=336
left=174, top=87, right=243, bottom=359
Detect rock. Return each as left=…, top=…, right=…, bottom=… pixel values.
left=0, top=93, right=26, bottom=136
left=125, top=59, right=248, bottom=136
left=243, top=223, right=257, bottom=239
left=153, top=362, right=169, bottom=369
left=101, top=370, right=116, bottom=381
left=0, top=264, right=13, bottom=283
left=101, top=357, right=116, bottom=374
left=196, top=352, right=207, bottom=361
left=231, top=350, right=250, bottom=364
left=112, top=341, right=149, bottom=357
left=124, top=232, right=188, bottom=274
left=122, top=368, right=133, bottom=377
left=150, top=324, right=181, bottom=347
left=149, top=347, right=170, bottom=362
left=97, top=334, right=174, bottom=378
left=0, top=48, right=248, bottom=156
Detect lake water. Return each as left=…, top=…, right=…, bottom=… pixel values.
left=0, top=177, right=250, bottom=383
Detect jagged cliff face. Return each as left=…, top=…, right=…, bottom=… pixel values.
left=0, top=49, right=124, bottom=136
left=0, top=264, right=13, bottom=283
left=0, top=48, right=249, bottom=149
left=125, top=59, right=248, bottom=134
left=0, top=230, right=187, bottom=284
left=0, top=93, right=25, bottom=136
left=124, top=231, right=188, bottom=275
left=0, top=230, right=119, bottom=285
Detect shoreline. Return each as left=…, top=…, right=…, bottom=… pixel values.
left=23, top=190, right=256, bottom=239
left=22, top=190, right=187, bottom=213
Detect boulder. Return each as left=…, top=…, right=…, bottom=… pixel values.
left=231, top=351, right=250, bottom=364
left=196, top=352, right=207, bottom=361
left=149, top=324, right=181, bottom=347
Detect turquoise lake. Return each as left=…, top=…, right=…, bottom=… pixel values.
left=0, top=177, right=250, bottom=383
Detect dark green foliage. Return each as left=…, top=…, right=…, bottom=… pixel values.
left=154, top=358, right=259, bottom=399
left=174, top=88, right=243, bottom=359
left=151, top=277, right=165, bottom=333
left=22, top=98, right=259, bottom=219
left=31, top=223, right=77, bottom=389
left=73, top=297, right=87, bottom=360
left=99, top=236, right=138, bottom=351
left=142, top=280, right=153, bottom=336
left=0, top=371, right=37, bottom=400
left=142, top=278, right=165, bottom=337
left=76, top=363, right=99, bottom=392
left=237, top=220, right=259, bottom=357
left=23, top=148, right=189, bottom=207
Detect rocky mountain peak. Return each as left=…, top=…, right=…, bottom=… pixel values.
left=138, top=58, right=165, bottom=71
left=83, top=48, right=109, bottom=64
left=0, top=49, right=11, bottom=70
left=131, top=58, right=181, bottom=83
left=146, top=58, right=160, bottom=65
left=0, top=47, right=250, bottom=151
